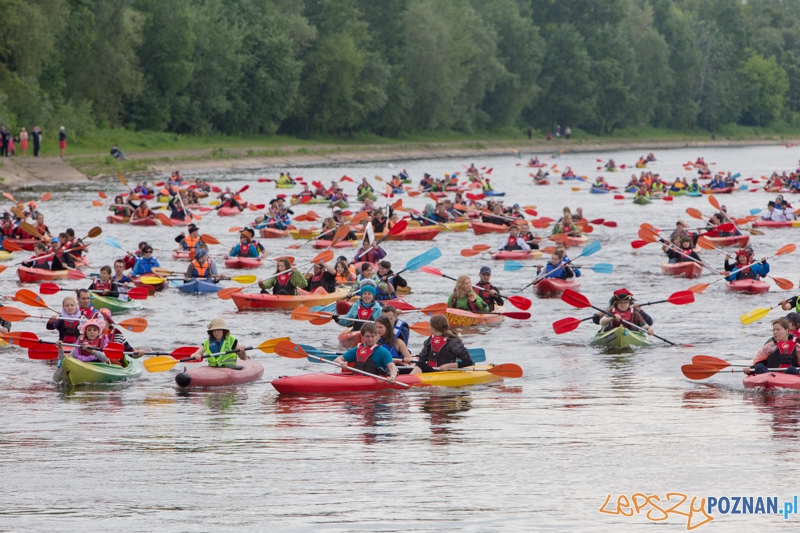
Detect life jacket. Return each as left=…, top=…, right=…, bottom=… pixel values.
left=59, top=317, right=81, bottom=344
left=426, top=336, right=452, bottom=368
left=29, top=254, right=50, bottom=269
left=308, top=271, right=334, bottom=293
left=0, top=225, right=17, bottom=238
left=191, top=260, right=211, bottom=279
left=203, top=335, right=238, bottom=367
left=235, top=242, right=255, bottom=258
left=75, top=334, right=107, bottom=361
left=766, top=339, right=799, bottom=368
left=503, top=236, right=521, bottom=251
left=359, top=248, right=378, bottom=263
left=475, top=281, right=497, bottom=310
left=274, top=272, right=296, bottom=295
left=733, top=263, right=759, bottom=280
left=357, top=302, right=375, bottom=320
left=184, top=235, right=201, bottom=259
left=133, top=206, right=151, bottom=219
left=393, top=319, right=409, bottom=344
left=112, top=205, right=127, bottom=216
left=452, top=289, right=481, bottom=313
left=336, top=271, right=354, bottom=284
left=79, top=306, right=96, bottom=320
left=378, top=337, right=399, bottom=359
left=353, top=343, right=385, bottom=375
left=91, top=280, right=115, bottom=292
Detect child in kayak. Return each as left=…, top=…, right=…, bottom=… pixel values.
left=46, top=296, right=82, bottom=344
left=333, top=322, right=398, bottom=382
left=229, top=231, right=260, bottom=258
left=98, top=308, right=144, bottom=358
left=190, top=317, right=247, bottom=368
left=335, top=284, right=382, bottom=327
left=447, top=275, right=488, bottom=313
left=746, top=318, right=800, bottom=375
left=88, top=265, right=121, bottom=298
left=411, top=315, right=473, bottom=374
left=665, top=235, right=703, bottom=265
left=725, top=248, right=768, bottom=281
left=592, top=288, right=654, bottom=335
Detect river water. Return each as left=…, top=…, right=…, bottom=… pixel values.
left=2, top=144, right=800, bottom=532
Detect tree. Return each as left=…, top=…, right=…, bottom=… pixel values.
left=738, top=52, right=788, bottom=126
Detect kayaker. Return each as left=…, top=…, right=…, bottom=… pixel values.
left=745, top=318, right=800, bottom=375
left=353, top=236, right=387, bottom=264
left=49, top=238, right=76, bottom=270
left=475, top=266, right=504, bottom=312
left=185, top=248, right=219, bottom=282
left=0, top=213, right=21, bottom=240
left=687, top=178, right=701, bottom=193
left=112, top=259, right=135, bottom=287
left=333, top=322, right=398, bottom=382
left=46, top=296, right=82, bottom=344
left=98, top=308, right=144, bottom=358
left=725, top=248, right=768, bottom=282
left=168, top=195, right=191, bottom=222
left=215, top=187, right=243, bottom=211
left=63, top=229, right=85, bottom=261
left=335, top=284, right=382, bottom=327
left=518, top=222, right=540, bottom=249
left=760, top=201, right=787, bottom=222
left=55, top=319, right=110, bottom=374
left=447, top=275, right=489, bottom=313
left=355, top=262, right=380, bottom=288
left=190, top=317, right=248, bottom=368
left=123, top=241, right=148, bottom=270
left=375, top=316, right=413, bottom=366
left=552, top=213, right=581, bottom=237
left=22, top=243, right=51, bottom=269
left=335, top=259, right=356, bottom=285
left=131, top=200, right=155, bottom=222
left=481, top=204, right=509, bottom=226
left=497, top=225, right=530, bottom=251
left=306, top=261, right=337, bottom=293
left=88, top=265, right=120, bottom=297
left=110, top=196, right=132, bottom=218
left=535, top=253, right=576, bottom=281
left=786, top=312, right=800, bottom=338
left=666, top=235, right=703, bottom=265
left=259, top=257, right=307, bottom=295
left=593, top=176, right=609, bottom=190
left=592, top=288, right=654, bottom=334
left=371, top=208, right=388, bottom=233
left=132, top=246, right=161, bottom=276
left=175, top=224, right=202, bottom=260
left=410, top=315, right=473, bottom=374
left=32, top=213, right=50, bottom=238
left=229, top=230, right=260, bottom=258
left=381, top=304, right=410, bottom=346
left=357, top=178, right=374, bottom=197
left=377, top=260, right=407, bottom=295
left=76, top=289, right=99, bottom=319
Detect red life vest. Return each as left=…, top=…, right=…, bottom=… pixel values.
left=505, top=236, right=521, bottom=251
left=354, top=343, right=383, bottom=374
left=428, top=336, right=449, bottom=368
left=91, top=280, right=114, bottom=292
left=60, top=317, right=80, bottom=344
left=79, top=307, right=96, bottom=320
left=611, top=308, right=636, bottom=329
left=76, top=334, right=106, bottom=360
left=357, top=303, right=374, bottom=321
left=274, top=272, right=295, bottom=295
left=30, top=254, right=50, bottom=269
left=237, top=243, right=254, bottom=257
left=767, top=339, right=799, bottom=368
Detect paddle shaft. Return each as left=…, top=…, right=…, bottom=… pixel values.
left=310, top=353, right=408, bottom=387
left=592, top=304, right=675, bottom=346
left=427, top=270, right=519, bottom=302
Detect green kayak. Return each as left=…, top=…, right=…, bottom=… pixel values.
left=668, top=189, right=687, bottom=197
left=58, top=355, right=143, bottom=385
left=633, top=195, right=652, bottom=205
left=357, top=192, right=377, bottom=201
left=91, top=294, right=142, bottom=314
left=589, top=326, right=652, bottom=350
left=328, top=200, right=349, bottom=209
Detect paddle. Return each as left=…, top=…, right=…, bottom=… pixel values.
left=354, top=219, right=407, bottom=261
left=503, top=261, right=613, bottom=274
left=143, top=337, right=290, bottom=373
left=274, top=341, right=409, bottom=387
left=418, top=266, right=532, bottom=311
left=696, top=236, right=793, bottom=290
left=217, top=250, right=334, bottom=300
left=141, top=274, right=257, bottom=285
left=292, top=303, right=448, bottom=325
left=37, top=282, right=149, bottom=300
left=14, top=289, right=59, bottom=312
left=517, top=241, right=602, bottom=293
left=460, top=244, right=492, bottom=257
left=560, top=289, right=677, bottom=346
left=13, top=332, right=125, bottom=360
left=739, top=303, right=786, bottom=325
left=680, top=363, right=760, bottom=380
left=552, top=316, right=596, bottom=334
left=706, top=195, right=764, bottom=236
left=688, top=244, right=796, bottom=293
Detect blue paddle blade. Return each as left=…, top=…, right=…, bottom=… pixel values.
left=303, top=344, right=344, bottom=362
left=750, top=208, right=762, bottom=215
left=738, top=185, right=747, bottom=190
left=405, top=247, right=442, bottom=271
left=311, top=302, right=337, bottom=313
left=590, top=263, right=613, bottom=274
left=467, top=348, right=486, bottom=363
left=103, top=237, right=124, bottom=250
left=504, top=260, right=524, bottom=272
left=732, top=173, right=741, bottom=179
left=580, top=241, right=601, bottom=257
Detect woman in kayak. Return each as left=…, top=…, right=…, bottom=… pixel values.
left=190, top=317, right=248, bottom=368
left=592, top=288, right=654, bottom=334
left=229, top=231, right=260, bottom=258
left=132, top=246, right=160, bottom=276
left=551, top=213, right=581, bottom=237
left=665, top=235, right=703, bottom=265
left=411, top=315, right=473, bottom=374
left=497, top=225, right=530, bottom=251
left=535, top=253, right=577, bottom=281
left=335, top=284, right=382, bottom=327
left=109, top=195, right=132, bottom=218
left=375, top=316, right=413, bottom=366
left=724, top=248, right=769, bottom=281
left=333, top=322, right=398, bottom=382
left=354, top=236, right=386, bottom=264
left=46, top=296, right=82, bottom=344
left=746, top=318, right=800, bottom=375
left=259, top=257, right=307, bottom=295
left=447, top=275, right=489, bottom=313
left=22, top=243, right=52, bottom=269
left=335, top=259, right=356, bottom=285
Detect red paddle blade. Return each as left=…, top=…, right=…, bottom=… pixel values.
left=39, top=283, right=61, bottom=295
left=630, top=240, right=648, bottom=249
left=67, top=269, right=86, bottom=280
left=170, top=346, right=200, bottom=360
left=486, top=363, right=523, bottom=378
left=716, top=222, right=735, bottom=232
left=589, top=218, right=604, bottom=224
left=28, top=344, right=59, bottom=360
left=419, top=266, right=443, bottom=277
left=603, top=221, right=617, bottom=228
left=692, top=355, right=731, bottom=369
left=552, top=317, right=582, bottom=334
left=681, top=364, right=722, bottom=380
left=506, top=295, right=531, bottom=311
left=125, top=287, right=149, bottom=300
left=667, top=290, right=695, bottom=305
left=499, top=311, right=531, bottom=320
left=104, top=342, right=125, bottom=360
left=561, top=289, right=591, bottom=309
left=16, top=332, right=41, bottom=349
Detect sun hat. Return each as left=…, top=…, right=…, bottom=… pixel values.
left=207, top=317, right=227, bottom=331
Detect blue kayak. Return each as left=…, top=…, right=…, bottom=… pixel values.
left=391, top=188, right=404, bottom=194
left=484, top=191, right=506, bottom=197
left=178, top=279, right=221, bottom=294
left=590, top=186, right=611, bottom=194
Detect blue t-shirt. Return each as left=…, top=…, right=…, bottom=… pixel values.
left=342, top=345, right=394, bottom=369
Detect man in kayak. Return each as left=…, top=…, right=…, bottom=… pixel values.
left=112, top=259, right=135, bottom=288
left=132, top=246, right=161, bottom=276
left=259, top=257, right=307, bottom=295
left=725, top=248, right=768, bottom=281
left=447, top=275, right=488, bottom=312
left=410, top=315, right=473, bottom=374
left=175, top=224, right=202, bottom=260
left=475, top=266, right=504, bottom=312
left=381, top=305, right=410, bottom=346
left=333, top=322, right=398, bottom=383
left=746, top=318, right=800, bottom=375
left=592, top=288, right=654, bottom=335
left=49, top=238, right=76, bottom=270
left=185, top=249, right=219, bottom=282
left=335, top=284, right=383, bottom=327
left=497, top=225, right=530, bottom=251
left=190, top=317, right=248, bottom=368
left=76, top=289, right=99, bottom=320
left=306, top=261, right=337, bottom=293
left=376, top=260, right=407, bottom=297
left=760, top=201, right=787, bottom=221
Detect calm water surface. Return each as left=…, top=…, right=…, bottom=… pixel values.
left=3, top=145, right=800, bottom=531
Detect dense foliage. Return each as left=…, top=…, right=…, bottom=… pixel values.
left=1, top=0, right=799, bottom=138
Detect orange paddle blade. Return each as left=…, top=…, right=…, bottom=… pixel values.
left=200, top=234, right=220, bottom=245
left=696, top=236, right=715, bottom=250
left=228, top=227, right=243, bottom=233
left=274, top=341, right=310, bottom=359
left=98, top=191, right=108, bottom=199
left=2, top=240, right=22, bottom=252
left=311, top=250, right=334, bottom=264
left=92, top=200, right=103, bottom=207
left=40, top=192, right=51, bottom=202
left=420, top=303, right=448, bottom=315
left=692, top=355, right=731, bottom=370
left=686, top=207, right=703, bottom=220
left=681, top=364, right=726, bottom=380
left=15, top=289, right=50, bottom=308
left=118, top=317, right=148, bottom=333
left=157, top=213, right=173, bottom=227
left=0, top=306, right=32, bottom=322
left=772, top=276, right=794, bottom=290
left=410, top=321, right=431, bottom=336
left=217, top=287, right=244, bottom=300
left=350, top=211, right=369, bottom=224
left=472, top=244, right=491, bottom=252
left=688, top=283, right=709, bottom=294
left=707, top=194, right=721, bottom=210
left=460, top=249, right=482, bottom=257
left=486, top=363, right=523, bottom=378
left=777, top=244, right=796, bottom=256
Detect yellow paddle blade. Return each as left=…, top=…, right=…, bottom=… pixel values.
left=140, top=276, right=169, bottom=285
left=740, top=307, right=771, bottom=325
left=256, top=337, right=291, bottom=354
left=209, top=200, right=220, bottom=206
left=231, top=274, right=257, bottom=284
left=143, top=355, right=180, bottom=373
left=151, top=267, right=175, bottom=277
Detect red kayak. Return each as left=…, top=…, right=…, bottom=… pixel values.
left=471, top=221, right=508, bottom=235
left=5, top=238, right=40, bottom=251
left=130, top=217, right=157, bottom=226
left=106, top=215, right=129, bottom=224
left=705, top=235, right=749, bottom=247
left=491, top=250, right=542, bottom=260
left=744, top=372, right=800, bottom=390
left=660, top=261, right=703, bottom=278
left=312, top=240, right=356, bottom=249
left=18, top=267, right=69, bottom=283
left=702, top=187, right=733, bottom=194
left=533, top=179, right=550, bottom=186
left=752, top=220, right=795, bottom=228
left=218, top=207, right=242, bottom=216
left=386, top=228, right=440, bottom=241
left=534, top=278, right=581, bottom=297
left=338, top=328, right=362, bottom=349
left=175, top=360, right=264, bottom=388
left=224, top=257, right=262, bottom=269
left=172, top=250, right=191, bottom=260
left=168, top=217, right=191, bottom=226
left=259, top=228, right=289, bottom=238
left=727, top=279, right=770, bottom=294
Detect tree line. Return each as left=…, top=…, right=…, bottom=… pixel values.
left=0, top=0, right=798, bottom=140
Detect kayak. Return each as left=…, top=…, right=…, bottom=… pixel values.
left=259, top=228, right=289, bottom=239
left=224, top=257, right=263, bottom=269
left=312, top=240, right=358, bottom=249
left=357, top=192, right=377, bottom=201
left=289, top=229, right=320, bottom=240
left=178, top=279, right=222, bottom=294
left=702, top=186, right=733, bottom=194
left=157, top=195, right=171, bottom=203
left=271, top=366, right=505, bottom=394
left=527, top=163, right=546, bottom=168
left=764, top=186, right=790, bottom=193
left=484, top=190, right=506, bottom=196
left=705, top=235, right=749, bottom=247
left=727, top=279, right=770, bottom=294
left=130, top=217, right=157, bottom=227
left=107, top=215, right=130, bottom=224
left=0, top=250, right=12, bottom=261
left=59, top=355, right=142, bottom=385
left=687, top=191, right=702, bottom=197
left=633, top=196, right=652, bottom=205
left=276, top=182, right=295, bottom=189
left=291, top=197, right=328, bottom=205
left=217, top=207, right=242, bottom=216
left=589, top=326, right=652, bottom=350
left=590, top=187, right=610, bottom=194
left=169, top=217, right=191, bottom=226
left=329, top=200, right=349, bottom=209
left=471, top=221, right=509, bottom=235
left=172, top=250, right=191, bottom=260
left=231, top=287, right=350, bottom=310
left=445, top=306, right=505, bottom=327
left=17, top=267, right=69, bottom=283
left=441, top=221, right=470, bottom=232
left=5, top=238, right=40, bottom=251
left=752, top=220, right=800, bottom=228
left=668, top=189, right=687, bottom=196
left=533, top=180, right=550, bottom=186
left=336, top=296, right=416, bottom=313
left=175, top=360, right=264, bottom=388
left=491, top=250, right=543, bottom=260
left=338, top=328, right=361, bottom=349
left=743, top=372, right=800, bottom=390
left=354, top=228, right=441, bottom=241
left=534, top=278, right=581, bottom=297
left=90, top=294, right=142, bottom=313
left=563, top=235, right=589, bottom=248
left=661, top=261, right=703, bottom=279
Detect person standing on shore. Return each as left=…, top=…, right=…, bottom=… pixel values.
left=526, top=126, right=532, bottom=140
left=0, top=127, right=8, bottom=157
left=19, top=127, right=28, bottom=156
left=58, top=126, right=66, bottom=157
left=565, top=126, right=571, bottom=140
left=31, top=126, right=42, bottom=156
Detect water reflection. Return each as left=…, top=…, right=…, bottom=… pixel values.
left=681, top=385, right=726, bottom=409
left=746, top=392, right=800, bottom=439
left=418, top=391, right=473, bottom=446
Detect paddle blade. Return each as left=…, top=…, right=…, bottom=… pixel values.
left=686, top=207, right=703, bottom=220
left=28, top=344, right=59, bottom=360
left=472, top=244, right=491, bottom=252
left=150, top=267, right=174, bottom=277
left=104, top=342, right=125, bottom=360
left=231, top=274, right=257, bottom=285
left=274, top=341, right=310, bottom=359
left=460, top=249, right=481, bottom=257
left=157, top=213, right=173, bottom=227
left=143, top=355, right=180, bottom=373
left=92, top=200, right=103, bottom=207
left=499, top=311, right=531, bottom=320
left=290, top=306, right=324, bottom=322
left=39, top=283, right=61, bottom=295
left=103, top=237, right=125, bottom=251
left=87, top=226, right=102, bottom=238
left=67, top=269, right=86, bottom=280
left=311, top=250, right=334, bottom=264
left=740, top=307, right=771, bottom=325
left=404, top=247, right=442, bottom=271
left=692, top=355, right=731, bottom=370
left=255, top=337, right=291, bottom=354
left=1, top=331, right=37, bottom=346
left=630, top=240, right=648, bottom=249
left=707, top=194, right=721, bottom=210
left=589, top=263, right=613, bottom=274
left=0, top=306, right=31, bottom=322
left=486, top=363, right=523, bottom=378
left=688, top=283, right=709, bottom=294
left=579, top=241, right=601, bottom=257
left=696, top=236, right=716, bottom=250
left=506, top=295, right=532, bottom=311
left=217, top=287, right=243, bottom=300
left=777, top=243, right=796, bottom=256
left=603, top=221, right=617, bottom=228
left=419, top=266, right=443, bottom=277
left=561, top=289, right=591, bottom=309
left=772, top=277, right=794, bottom=290
left=410, top=321, right=431, bottom=336
left=125, top=287, right=149, bottom=300
left=552, top=317, right=583, bottom=334
left=2, top=240, right=22, bottom=252
left=681, top=364, right=723, bottom=380
left=118, top=317, right=148, bottom=333
left=200, top=234, right=220, bottom=245
left=15, top=289, right=50, bottom=309
left=667, top=290, right=695, bottom=306
left=504, top=260, right=524, bottom=272
left=140, top=276, right=168, bottom=285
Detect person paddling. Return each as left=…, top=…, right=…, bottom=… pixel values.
left=724, top=248, right=768, bottom=282
left=410, top=315, right=473, bottom=374
left=447, top=275, right=488, bottom=313
left=131, top=200, right=155, bottom=222
left=53, top=319, right=111, bottom=382
left=665, top=234, right=703, bottom=265
left=98, top=308, right=144, bottom=358
left=229, top=230, right=260, bottom=258
left=536, top=253, right=577, bottom=281
left=22, top=243, right=52, bottom=269
left=497, top=225, right=530, bottom=251
left=190, top=317, right=247, bottom=368
left=333, top=322, right=398, bottom=383
left=88, top=265, right=120, bottom=297
left=592, top=288, right=654, bottom=335
left=175, top=224, right=202, bottom=260
left=46, top=296, right=82, bottom=344
left=336, top=284, right=383, bottom=327
left=475, top=266, right=504, bottom=312
left=184, top=249, right=219, bottom=282
left=132, top=246, right=160, bottom=276
left=306, top=261, right=337, bottom=293
left=259, top=257, right=307, bottom=295
left=745, top=318, right=800, bottom=376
